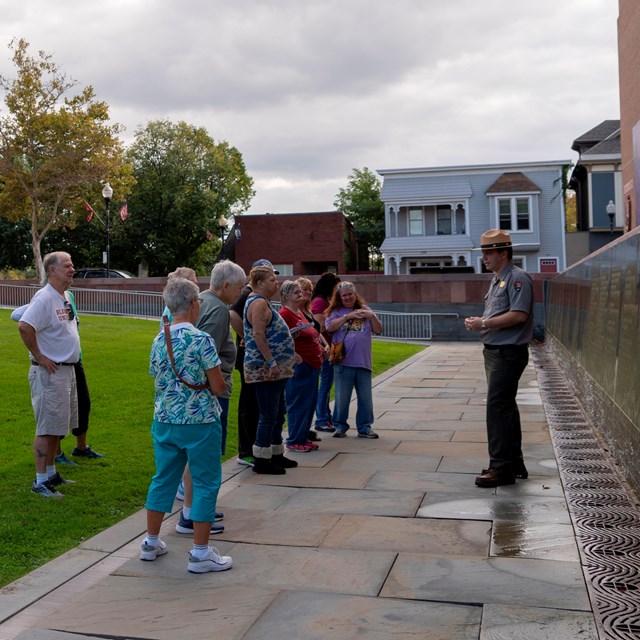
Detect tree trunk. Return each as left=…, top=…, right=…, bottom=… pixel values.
left=31, top=210, right=43, bottom=282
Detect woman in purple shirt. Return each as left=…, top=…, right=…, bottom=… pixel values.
left=325, top=282, right=382, bottom=439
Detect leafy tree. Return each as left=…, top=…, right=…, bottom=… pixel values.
left=0, top=214, right=32, bottom=271
left=119, top=120, right=254, bottom=276
left=0, top=39, right=133, bottom=280
left=565, top=190, right=577, bottom=232
left=334, top=167, right=385, bottom=271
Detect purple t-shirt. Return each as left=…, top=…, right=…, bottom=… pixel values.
left=325, top=307, right=374, bottom=370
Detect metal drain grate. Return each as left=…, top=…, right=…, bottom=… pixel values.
left=532, top=344, right=640, bottom=640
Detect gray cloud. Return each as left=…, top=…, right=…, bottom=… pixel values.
left=0, top=0, right=620, bottom=213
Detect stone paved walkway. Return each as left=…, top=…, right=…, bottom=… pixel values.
left=0, top=343, right=598, bottom=640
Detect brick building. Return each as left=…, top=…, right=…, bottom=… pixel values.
left=227, top=211, right=365, bottom=276
left=618, top=0, right=640, bottom=229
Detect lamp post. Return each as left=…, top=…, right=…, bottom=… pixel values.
left=102, top=182, right=113, bottom=278
left=606, top=200, right=616, bottom=240
left=217, top=215, right=227, bottom=260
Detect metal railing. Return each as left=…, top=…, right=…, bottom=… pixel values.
left=0, top=284, right=451, bottom=340
left=247, top=301, right=448, bottom=341
left=0, top=283, right=164, bottom=319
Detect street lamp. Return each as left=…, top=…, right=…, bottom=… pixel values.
left=217, top=215, right=227, bottom=260
left=102, top=182, right=113, bottom=278
left=606, top=200, right=616, bottom=240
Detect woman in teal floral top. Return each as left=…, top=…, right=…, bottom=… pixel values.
left=140, top=277, right=232, bottom=574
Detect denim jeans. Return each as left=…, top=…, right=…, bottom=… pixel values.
left=237, top=366, right=260, bottom=459
left=253, top=379, right=287, bottom=450
left=218, top=396, right=229, bottom=456
left=483, top=344, right=529, bottom=471
left=315, top=359, right=334, bottom=427
left=285, top=362, right=320, bottom=445
left=332, top=365, right=374, bottom=434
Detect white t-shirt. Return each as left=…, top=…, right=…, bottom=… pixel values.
left=20, top=284, right=81, bottom=363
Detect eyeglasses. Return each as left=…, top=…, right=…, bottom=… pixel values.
left=192, top=297, right=203, bottom=306
left=64, top=301, right=75, bottom=321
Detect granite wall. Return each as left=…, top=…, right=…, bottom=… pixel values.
left=546, top=226, right=640, bottom=496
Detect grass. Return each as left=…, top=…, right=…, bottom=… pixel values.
left=0, top=309, right=424, bottom=587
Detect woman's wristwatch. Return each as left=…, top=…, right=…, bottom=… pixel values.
left=267, top=359, right=277, bottom=368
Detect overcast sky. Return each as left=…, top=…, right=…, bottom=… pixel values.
left=0, top=0, right=620, bottom=214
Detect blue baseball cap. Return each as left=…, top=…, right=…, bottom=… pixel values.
left=251, top=259, right=279, bottom=274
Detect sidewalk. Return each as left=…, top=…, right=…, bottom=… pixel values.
left=0, top=343, right=598, bottom=640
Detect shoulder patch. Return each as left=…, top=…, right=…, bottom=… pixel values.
left=513, top=280, right=523, bottom=292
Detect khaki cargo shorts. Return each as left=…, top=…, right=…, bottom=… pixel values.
left=28, top=364, right=78, bottom=436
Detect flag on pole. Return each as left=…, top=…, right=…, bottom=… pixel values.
left=84, top=201, right=94, bottom=222
left=119, top=202, right=128, bottom=221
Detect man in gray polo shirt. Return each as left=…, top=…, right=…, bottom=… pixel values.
left=465, top=230, right=534, bottom=488
left=19, top=252, right=81, bottom=497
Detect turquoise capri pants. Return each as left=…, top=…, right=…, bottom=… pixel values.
left=145, top=419, right=222, bottom=523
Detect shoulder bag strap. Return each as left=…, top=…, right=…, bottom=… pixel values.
left=163, top=316, right=209, bottom=391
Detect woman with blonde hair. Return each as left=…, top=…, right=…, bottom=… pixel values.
left=325, top=281, right=382, bottom=439
left=243, top=267, right=297, bottom=474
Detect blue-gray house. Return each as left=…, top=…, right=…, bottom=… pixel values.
left=377, top=161, right=570, bottom=275
left=567, top=120, right=623, bottom=261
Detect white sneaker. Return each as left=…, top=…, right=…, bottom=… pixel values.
left=140, top=539, right=168, bottom=561
left=187, top=546, right=233, bottom=573
left=176, top=479, right=185, bottom=501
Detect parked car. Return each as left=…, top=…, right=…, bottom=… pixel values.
left=73, top=268, right=135, bottom=279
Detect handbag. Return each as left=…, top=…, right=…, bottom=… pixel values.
left=162, top=316, right=210, bottom=390
left=329, top=319, right=353, bottom=364
left=329, top=341, right=345, bottom=364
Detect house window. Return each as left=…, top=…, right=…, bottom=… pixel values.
left=497, top=197, right=531, bottom=231
left=436, top=206, right=452, bottom=235
left=272, top=264, right=293, bottom=276
left=408, top=209, right=423, bottom=236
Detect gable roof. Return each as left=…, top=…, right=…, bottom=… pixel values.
left=571, top=120, right=620, bottom=153
left=582, top=131, right=621, bottom=157
left=485, top=172, right=541, bottom=194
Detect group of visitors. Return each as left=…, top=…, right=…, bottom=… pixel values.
left=15, top=226, right=533, bottom=576
left=140, top=258, right=385, bottom=571
left=14, top=254, right=384, bottom=573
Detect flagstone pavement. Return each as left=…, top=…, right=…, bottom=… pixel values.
left=0, top=343, right=599, bottom=640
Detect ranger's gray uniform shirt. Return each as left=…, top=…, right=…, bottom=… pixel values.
left=481, top=263, right=534, bottom=346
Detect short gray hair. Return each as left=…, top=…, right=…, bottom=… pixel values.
left=163, top=277, right=199, bottom=315
left=210, top=260, right=246, bottom=290
left=41, top=252, right=70, bottom=286
left=279, top=280, right=300, bottom=303
left=167, top=266, right=197, bottom=284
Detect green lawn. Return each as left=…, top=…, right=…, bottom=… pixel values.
left=0, top=309, right=424, bottom=587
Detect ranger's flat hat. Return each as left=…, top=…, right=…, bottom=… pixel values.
left=480, top=229, right=513, bottom=249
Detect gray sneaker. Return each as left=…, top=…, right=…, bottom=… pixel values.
left=32, top=481, right=64, bottom=498
left=357, top=430, right=379, bottom=439
left=188, top=546, right=233, bottom=573
left=140, top=539, right=168, bottom=561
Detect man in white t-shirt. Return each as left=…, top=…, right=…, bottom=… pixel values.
left=19, top=252, right=81, bottom=497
